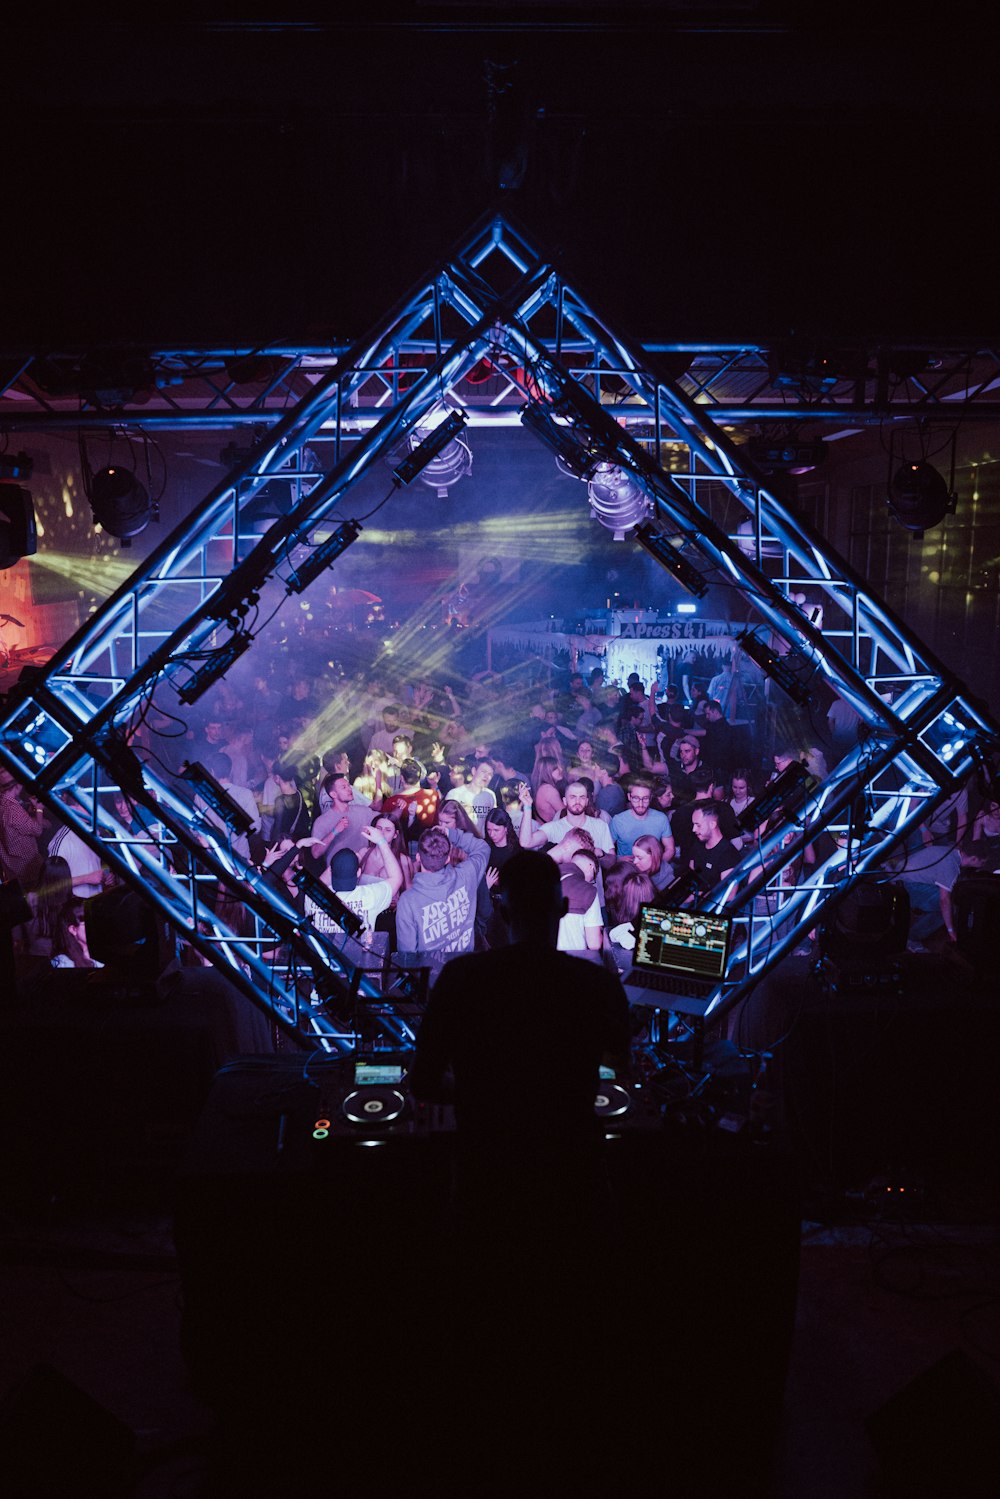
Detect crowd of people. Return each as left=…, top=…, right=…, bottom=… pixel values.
left=3, top=651, right=996, bottom=980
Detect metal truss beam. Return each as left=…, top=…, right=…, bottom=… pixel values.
left=3, top=210, right=998, bottom=1047
left=3, top=335, right=999, bottom=434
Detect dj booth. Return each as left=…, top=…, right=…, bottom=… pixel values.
left=173, top=1052, right=801, bottom=1495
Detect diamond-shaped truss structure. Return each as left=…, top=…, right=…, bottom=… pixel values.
left=3, top=212, right=997, bottom=1050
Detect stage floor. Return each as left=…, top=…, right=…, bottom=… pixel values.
left=0, top=1163, right=996, bottom=1496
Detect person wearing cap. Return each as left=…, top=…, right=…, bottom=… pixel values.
left=381, top=758, right=441, bottom=845
left=310, top=824, right=404, bottom=937
left=672, top=735, right=703, bottom=785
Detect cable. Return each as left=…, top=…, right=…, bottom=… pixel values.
left=354, top=479, right=404, bottom=525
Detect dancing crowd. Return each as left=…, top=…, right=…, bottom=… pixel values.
left=3, top=654, right=996, bottom=977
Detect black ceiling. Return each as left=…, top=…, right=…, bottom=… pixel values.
left=3, top=11, right=995, bottom=350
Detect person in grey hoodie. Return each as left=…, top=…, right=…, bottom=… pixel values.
left=395, top=823, right=489, bottom=961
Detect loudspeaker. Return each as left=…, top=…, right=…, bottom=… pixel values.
left=817, top=875, right=909, bottom=974
left=866, top=1350, right=1000, bottom=1496
left=953, top=872, right=1000, bottom=970
left=83, top=885, right=167, bottom=977
left=738, top=955, right=1000, bottom=1192
left=0, top=484, right=37, bottom=567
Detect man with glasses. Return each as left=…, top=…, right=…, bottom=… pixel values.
left=609, top=779, right=673, bottom=859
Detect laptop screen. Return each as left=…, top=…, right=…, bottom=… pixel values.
left=632, top=905, right=731, bottom=982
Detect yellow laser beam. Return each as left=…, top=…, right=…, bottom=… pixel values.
left=30, top=551, right=139, bottom=594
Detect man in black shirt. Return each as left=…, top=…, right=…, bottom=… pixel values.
left=697, top=699, right=738, bottom=784
left=690, top=803, right=739, bottom=891
left=409, top=850, right=630, bottom=1224
left=408, top=852, right=632, bottom=1492
left=671, top=770, right=741, bottom=868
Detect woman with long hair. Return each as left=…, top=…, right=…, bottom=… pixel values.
left=630, top=833, right=673, bottom=892
left=604, top=861, right=655, bottom=930
left=483, top=805, right=519, bottom=873
left=603, top=861, right=655, bottom=965
left=529, top=755, right=566, bottom=824
left=24, top=854, right=74, bottom=960
left=728, top=768, right=756, bottom=820
left=653, top=778, right=675, bottom=816
left=358, top=813, right=413, bottom=894
left=480, top=805, right=520, bottom=948
left=728, top=768, right=757, bottom=849
left=51, top=899, right=102, bottom=969
left=436, top=797, right=479, bottom=838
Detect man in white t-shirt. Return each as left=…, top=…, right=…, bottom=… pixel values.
left=446, top=760, right=497, bottom=831
left=48, top=822, right=105, bottom=899
left=519, top=781, right=616, bottom=870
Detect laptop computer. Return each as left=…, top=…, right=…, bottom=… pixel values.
left=622, top=903, right=733, bottom=1015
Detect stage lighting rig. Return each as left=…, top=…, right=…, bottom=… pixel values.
left=520, top=400, right=601, bottom=480
left=745, top=436, right=828, bottom=473
left=223, top=354, right=288, bottom=387
left=180, top=761, right=255, bottom=838
left=392, top=409, right=469, bottom=489
left=205, top=547, right=277, bottom=622
left=285, top=518, right=362, bottom=595
left=634, top=523, right=709, bottom=598
left=295, top=867, right=364, bottom=938
left=765, top=345, right=864, bottom=395
left=87, top=465, right=153, bottom=543
left=971, top=743, right=1000, bottom=804
left=587, top=462, right=650, bottom=539
left=92, top=725, right=147, bottom=797
left=0, top=486, right=37, bottom=568
left=736, top=629, right=816, bottom=707
left=887, top=461, right=955, bottom=536
left=176, top=632, right=254, bottom=706
left=735, top=760, right=818, bottom=834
